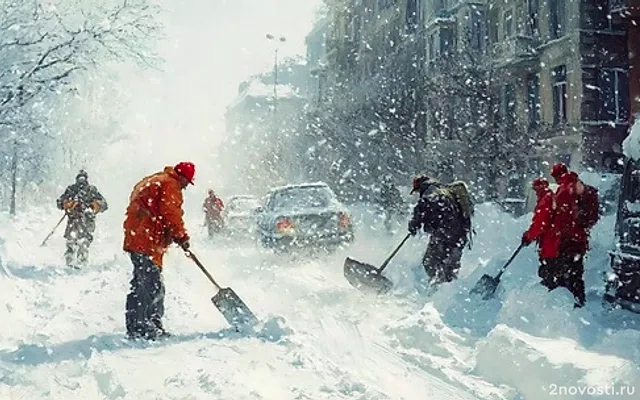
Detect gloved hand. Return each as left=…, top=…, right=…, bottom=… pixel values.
left=408, top=221, right=418, bottom=236
left=91, top=201, right=101, bottom=214
left=63, top=200, right=78, bottom=212
left=521, top=232, right=532, bottom=246
left=176, top=235, right=190, bottom=250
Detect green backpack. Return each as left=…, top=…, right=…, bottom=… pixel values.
left=443, top=181, right=475, bottom=245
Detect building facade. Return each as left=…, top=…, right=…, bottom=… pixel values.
left=311, top=0, right=638, bottom=199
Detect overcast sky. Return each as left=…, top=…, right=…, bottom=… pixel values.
left=92, top=0, right=323, bottom=201
left=156, top=0, right=323, bottom=124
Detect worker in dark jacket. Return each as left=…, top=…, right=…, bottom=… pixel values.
left=408, top=175, right=467, bottom=284
left=56, top=169, right=108, bottom=267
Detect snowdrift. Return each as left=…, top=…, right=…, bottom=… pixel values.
left=377, top=197, right=640, bottom=399
left=2, top=191, right=640, bottom=399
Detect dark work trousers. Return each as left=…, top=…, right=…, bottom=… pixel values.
left=422, top=235, right=466, bottom=284
left=125, top=252, right=166, bottom=338
left=538, top=253, right=586, bottom=307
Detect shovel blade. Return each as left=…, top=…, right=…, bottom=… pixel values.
left=211, top=287, right=259, bottom=329
left=470, top=274, right=501, bottom=300
left=343, top=257, right=393, bottom=295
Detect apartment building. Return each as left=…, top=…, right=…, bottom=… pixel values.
left=317, top=0, right=636, bottom=198
left=490, top=0, right=633, bottom=174
left=611, top=0, right=640, bottom=122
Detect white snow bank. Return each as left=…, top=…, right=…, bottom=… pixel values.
left=622, top=117, right=640, bottom=160
left=383, top=304, right=515, bottom=400
left=380, top=195, right=640, bottom=399
left=474, top=324, right=640, bottom=400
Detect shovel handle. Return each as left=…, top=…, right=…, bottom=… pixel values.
left=378, top=233, right=412, bottom=273
left=494, top=243, right=525, bottom=280
left=40, top=214, right=67, bottom=247
left=184, top=249, right=222, bottom=290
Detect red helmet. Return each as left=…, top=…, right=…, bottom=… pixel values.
left=174, top=161, right=195, bottom=185
left=550, top=162, right=568, bottom=179
left=531, top=177, right=549, bottom=191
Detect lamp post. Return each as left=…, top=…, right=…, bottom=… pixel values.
left=265, top=33, right=286, bottom=115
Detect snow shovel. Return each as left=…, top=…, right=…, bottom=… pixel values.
left=344, top=233, right=412, bottom=295
left=184, top=249, right=259, bottom=330
left=40, top=214, right=66, bottom=247
left=470, top=243, right=524, bottom=300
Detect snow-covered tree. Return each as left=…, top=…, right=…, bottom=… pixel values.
left=0, top=0, right=162, bottom=213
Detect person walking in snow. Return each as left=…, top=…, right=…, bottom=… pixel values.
left=56, top=169, right=108, bottom=268
left=203, top=189, right=224, bottom=238
left=123, top=161, right=195, bottom=340
left=541, top=162, right=590, bottom=307
left=407, top=174, right=468, bottom=285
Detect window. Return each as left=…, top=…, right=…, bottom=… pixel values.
left=598, top=68, right=630, bottom=122
left=347, top=17, right=356, bottom=41
left=428, top=33, right=435, bottom=60
left=549, top=0, right=565, bottom=39
left=526, top=73, right=541, bottom=127
left=434, top=0, right=448, bottom=16
left=440, top=28, right=454, bottom=55
left=593, top=0, right=625, bottom=31
left=470, top=7, right=486, bottom=52
left=593, top=0, right=610, bottom=30
left=527, top=0, right=539, bottom=36
left=503, top=83, right=516, bottom=124
left=552, top=65, right=568, bottom=125
left=503, top=9, right=514, bottom=39
left=377, top=0, right=394, bottom=11
left=406, top=0, right=419, bottom=32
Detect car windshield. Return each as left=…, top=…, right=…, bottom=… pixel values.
left=228, top=198, right=259, bottom=212
left=270, top=187, right=332, bottom=210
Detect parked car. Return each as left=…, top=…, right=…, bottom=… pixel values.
left=222, top=195, right=261, bottom=239
left=257, top=182, right=354, bottom=251
left=606, top=157, right=640, bottom=313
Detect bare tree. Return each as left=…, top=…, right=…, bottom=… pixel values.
left=0, top=0, right=162, bottom=212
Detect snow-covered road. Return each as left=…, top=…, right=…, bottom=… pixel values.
left=1, top=203, right=639, bottom=399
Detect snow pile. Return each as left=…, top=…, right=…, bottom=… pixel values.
left=380, top=194, right=640, bottom=399
left=474, top=324, right=640, bottom=400
left=622, top=117, right=640, bottom=160
left=0, top=202, right=488, bottom=399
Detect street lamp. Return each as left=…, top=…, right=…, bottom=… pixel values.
left=266, top=33, right=287, bottom=115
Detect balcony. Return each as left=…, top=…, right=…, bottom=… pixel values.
left=490, top=35, right=540, bottom=70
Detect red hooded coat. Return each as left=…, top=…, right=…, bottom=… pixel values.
left=524, top=185, right=560, bottom=259
left=554, top=172, right=588, bottom=254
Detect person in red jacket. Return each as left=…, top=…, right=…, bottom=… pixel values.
left=522, top=178, right=559, bottom=260
left=547, top=163, right=587, bottom=307
left=203, top=189, right=225, bottom=238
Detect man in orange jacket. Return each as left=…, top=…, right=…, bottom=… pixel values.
left=123, top=161, right=195, bottom=340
